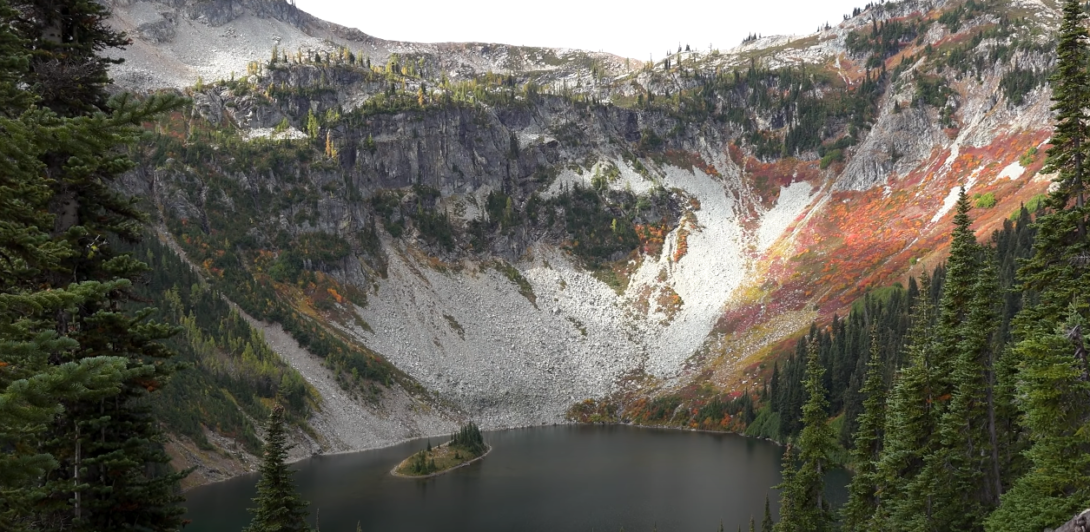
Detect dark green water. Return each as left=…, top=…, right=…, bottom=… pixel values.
left=183, top=425, right=848, bottom=532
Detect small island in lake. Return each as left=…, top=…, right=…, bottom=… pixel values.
left=393, top=422, right=489, bottom=477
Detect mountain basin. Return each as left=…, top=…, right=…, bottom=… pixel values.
left=183, top=424, right=849, bottom=531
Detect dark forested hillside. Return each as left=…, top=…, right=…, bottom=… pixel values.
left=127, top=235, right=314, bottom=454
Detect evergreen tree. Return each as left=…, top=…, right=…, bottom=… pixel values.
left=32, top=85, right=186, bottom=532
left=908, top=191, right=1003, bottom=531
left=0, top=0, right=188, bottom=528
left=987, top=0, right=1090, bottom=529
left=871, top=272, right=940, bottom=530
left=986, top=310, right=1090, bottom=532
left=774, top=338, right=835, bottom=532
left=964, top=253, right=1007, bottom=502
left=0, top=0, right=185, bottom=527
left=761, top=494, right=774, bottom=532
left=306, top=109, right=320, bottom=139
left=1018, top=0, right=1090, bottom=323
left=840, top=326, right=887, bottom=531
left=773, top=444, right=800, bottom=532
left=451, top=421, right=487, bottom=455
left=936, top=187, right=981, bottom=380
left=922, top=249, right=1003, bottom=531
left=245, top=405, right=311, bottom=532
left=10, top=0, right=128, bottom=115
left=0, top=31, right=131, bottom=517
left=769, top=362, right=780, bottom=411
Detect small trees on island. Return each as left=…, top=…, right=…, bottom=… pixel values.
left=451, top=421, right=486, bottom=455
left=397, top=422, right=488, bottom=477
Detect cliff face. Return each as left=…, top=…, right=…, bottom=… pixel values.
left=110, top=0, right=1061, bottom=484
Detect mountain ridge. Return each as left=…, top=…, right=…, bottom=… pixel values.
left=107, top=0, right=634, bottom=91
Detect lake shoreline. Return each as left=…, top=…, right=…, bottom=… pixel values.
left=181, top=421, right=781, bottom=491
left=179, top=422, right=551, bottom=492
left=591, top=422, right=787, bottom=446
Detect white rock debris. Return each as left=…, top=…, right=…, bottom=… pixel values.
left=757, top=181, right=816, bottom=253
left=340, top=162, right=816, bottom=428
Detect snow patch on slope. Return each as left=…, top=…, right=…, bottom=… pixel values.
left=542, top=168, right=591, bottom=199
left=930, top=177, right=976, bottom=224
left=997, top=161, right=1025, bottom=181
left=244, top=127, right=307, bottom=141
left=610, top=160, right=657, bottom=195
left=541, top=159, right=655, bottom=199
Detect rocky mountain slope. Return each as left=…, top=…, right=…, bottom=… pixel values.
left=106, top=0, right=632, bottom=90
left=107, top=0, right=1061, bottom=484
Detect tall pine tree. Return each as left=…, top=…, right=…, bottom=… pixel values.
left=245, top=405, right=311, bottom=532
left=871, top=272, right=940, bottom=530
left=761, top=494, right=774, bottom=532
left=986, top=0, right=1090, bottom=529
left=0, top=0, right=185, bottom=527
left=774, top=338, right=836, bottom=532
left=840, top=326, right=887, bottom=531
left=986, top=310, right=1090, bottom=531
left=909, top=191, right=1006, bottom=531
left=1017, top=0, right=1090, bottom=319
left=936, top=187, right=981, bottom=384
left=0, top=0, right=188, bottom=528
left=0, top=29, right=130, bottom=519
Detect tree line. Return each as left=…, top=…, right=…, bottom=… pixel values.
left=772, top=2, right=1090, bottom=530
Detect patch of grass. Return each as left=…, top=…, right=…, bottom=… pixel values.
left=491, top=261, right=536, bottom=307
left=566, top=316, right=587, bottom=336
left=1019, top=146, right=1038, bottom=167
left=1011, top=193, right=1046, bottom=220
left=443, top=314, right=465, bottom=339
left=566, top=398, right=619, bottom=423
left=974, top=192, right=997, bottom=209
left=591, top=265, right=627, bottom=295
left=819, top=149, right=844, bottom=169
left=655, top=285, right=684, bottom=323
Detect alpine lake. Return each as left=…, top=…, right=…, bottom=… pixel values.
left=183, top=425, right=849, bottom=532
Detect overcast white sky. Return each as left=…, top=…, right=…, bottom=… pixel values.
left=293, top=0, right=867, bottom=60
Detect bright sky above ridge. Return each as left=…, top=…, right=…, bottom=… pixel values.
left=293, top=0, right=868, bottom=61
